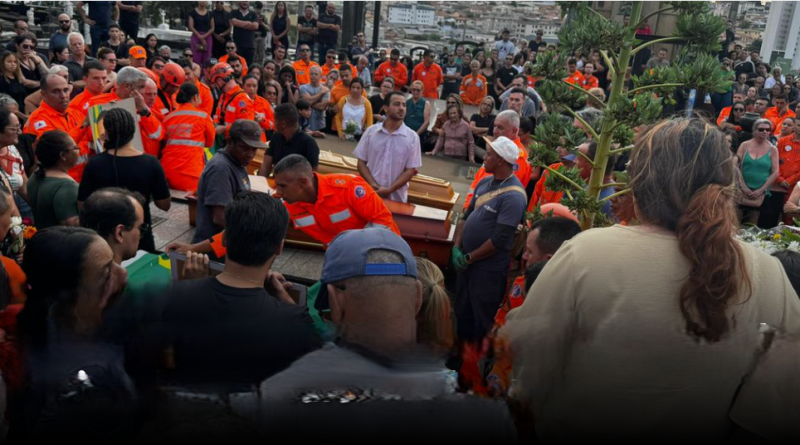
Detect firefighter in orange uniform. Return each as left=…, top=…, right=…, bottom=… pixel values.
left=170, top=155, right=400, bottom=259
left=155, top=62, right=185, bottom=117
left=178, top=58, right=214, bottom=116
left=374, top=49, right=409, bottom=91
left=67, top=60, right=108, bottom=120
left=87, top=67, right=164, bottom=158
left=243, top=74, right=274, bottom=141
left=24, top=74, right=91, bottom=182
left=210, top=62, right=255, bottom=137
left=292, top=43, right=319, bottom=86
left=412, top=49, right=444, bottom=100
left=161, top=83, right=216, bottom=191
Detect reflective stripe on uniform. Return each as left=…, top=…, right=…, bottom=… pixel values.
left=293, top=215, right=316, bottom=228
left=165, top=139, right=205, bottom=147
left=329, top=209, right=352, bottom=223
left=76, top=155, right=89, bottom=165
left=164, top=110, right=209, bottom=122
left=147, top=126, right=162, bottom=139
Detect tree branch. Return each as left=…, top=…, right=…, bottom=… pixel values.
left=574, top=147, right=595, bottom=166
left=627, top=83, right=684, bottom=96
left=631, top=36, right=684, bottom=57
left=601, top=182, right=626, bottom=189
left=587, top=6, right=609, bottom=22
left=600, top=50, right=617, bottom=77
left=600, top=187, right=632, bottom=203
left=544, top=165, right=584, bottom=192
left=563, top=106, right=600, bottom=140
left=610, top=145, right=635, bottom=155
left=636, top=6, right=673, bottom=30
left=560, top=80, right=607, bottom=108
left=565, top=189, right=574, bottom=201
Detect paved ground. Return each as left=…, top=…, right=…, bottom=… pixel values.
left=152, top=98, right=480, bottom=283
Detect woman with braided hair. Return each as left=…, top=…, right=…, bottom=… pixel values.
left=78, top=108, right=171, bottom=253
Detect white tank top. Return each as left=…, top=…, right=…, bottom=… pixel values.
left=343, top=99, right=366, bottom=134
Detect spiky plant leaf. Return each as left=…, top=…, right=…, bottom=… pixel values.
left=673, top=11, right=727, bottom=55
left=606, top=92, right=663, bottom=128
left=679, top=53, right=734, bottom=94
left=557, top=7, right=628, bottom=57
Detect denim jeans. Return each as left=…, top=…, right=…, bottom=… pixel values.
left=89, top=25, right=110, bottom=55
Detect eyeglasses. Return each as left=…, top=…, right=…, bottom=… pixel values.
left=59, top=20, right=71, bottom=24
left=326, top=55, right=335, bottom=59
left=62, top=145, right=80, bottom=152
left=184, top=53, right=193, bottom=58
left=757, top=128, right=771, bottom=133
left=733, top=108, right=745, bottom=112
left=5, top=126, right=20, bottom=133
left=226, top=47, right=235, bottom=50
left=105, top=58, right=117, bottom=62
left=722, top=63, right=730, bottom=67
left=138, top=223, right=151, bottom=232
left=21, top=44, right=33, bottom=50
left=153, top=63, right=165, bottom=69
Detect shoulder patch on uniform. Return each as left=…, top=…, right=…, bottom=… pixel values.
left=239, top=100, right=246, bottom=108
left=34, top=120, right=47, bottom=130
left=354, top=185, right=366, bottom=199
left=333, top=178, right=347, bottom=186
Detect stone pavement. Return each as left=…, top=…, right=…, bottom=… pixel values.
left=152, top=98, right=481, bottom=283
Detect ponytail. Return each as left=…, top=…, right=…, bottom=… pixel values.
left=675, top=184, right=751, bottom=342
left=415, top=258, right=453, bottom=349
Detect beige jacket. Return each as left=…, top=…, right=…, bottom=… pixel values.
left=504, top=224, right=800, bottom=443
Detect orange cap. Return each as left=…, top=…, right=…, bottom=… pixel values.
left=129, top=45, right=146, bottom=60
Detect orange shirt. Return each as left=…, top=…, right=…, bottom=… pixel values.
left=67, top=88, right=102, bottom=120
left=208, top=173, right=400, bottom=258
left=527, top=162, right=565, bottom=212
left=463, top=138, right=532, bottom=210
left=194, top=80, right=214, bottom=116
left=161, top=103, right=216, bottom=191
left=565, top=70, right=585, bottom=86
left=777, top=135, right=800, bottom=188
left=459, top=73, right=488, bottom=106
left=219, top=53, right=248, bottom=77
left=292, top=59, right=320, bottom=85
left=252, top=95, right=275, bottom=137
left=329, top=81, right=367, bottom=107
left=580, top=74, right=598, bottom=90
left=412, top=62, right=443, bottom=99
left=214, top=84, right=255, bottom=135
left=494, top=275, right=526, bottom=326
left=321, top=63, right=357, bottom=83
left=373, top=61, right=408, bottom=90
left=765, top=107, right=797, bottom=136
left=716, top=106, right=732, bottom=126
left=23, top=101, right=91, bottom=182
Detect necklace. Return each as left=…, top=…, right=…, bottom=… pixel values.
left=219, top=271, right=264, bottom=286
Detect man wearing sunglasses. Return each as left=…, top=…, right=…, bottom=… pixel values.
left=374, top=49, right=408, bottom=91
left=292, top=43, right=319, bottom=86
left=48, top=14, right=73, bottom=60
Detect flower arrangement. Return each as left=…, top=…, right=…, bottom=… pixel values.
left=0, top=217, right=36, bottom=258
left=344, top=120, right=359, bottom=141
left=736, top=225, right=800, bottom=255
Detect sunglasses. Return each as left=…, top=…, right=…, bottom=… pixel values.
left=59, top=20, right=71, bottom=24
left=21, top=44, right=34, bottom=50
left=326, top=55, right=335, bottom=59
left=226, top=47, right=235, bottom=50
left=184, top=53, right=193, bottom=57
left=105, top=58, right=117, bottom=62
left=153, top=63, right=165, bottom=69
left=757, top=128, right=771, bottom=132
left=733, top=108, right=745, bottom=112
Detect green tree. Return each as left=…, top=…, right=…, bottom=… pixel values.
left=528, top=2, right=731, bottom=230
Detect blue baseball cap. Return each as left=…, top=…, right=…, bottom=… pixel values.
left=315, top=228, right=417, bottom=312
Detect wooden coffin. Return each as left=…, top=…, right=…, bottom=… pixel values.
left=247, top=149, right=460, bottom=212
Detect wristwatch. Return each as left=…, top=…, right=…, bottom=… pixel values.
left=465, top=252, right=474, bottom=264
left=138, top=108, right=151, bottom=117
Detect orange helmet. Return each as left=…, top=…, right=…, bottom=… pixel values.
left=209, top=62, right=234, bottom=83
left=161, top=62, right=186, bottom=87
left=137, top=67, right=160, bottom=88
left=538, top=203, right=580, bottom=224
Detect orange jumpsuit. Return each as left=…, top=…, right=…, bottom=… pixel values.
left=67, top=88, right=102, bottom=120
left=459, top=73, right=488, bottom=105
left=23, top=102, right=91, bottom=182
left=87, top=90, right=165, bottom=158
left=527, top=162, right=565, bottom=212
left=321, top=63, right=357, bottom=83
left=161, top=103, right=216, bottom=191
left=412, top=62, right=443, bottom=99
left=214, top=84, right=255, bottom=136
left=292, top=59, right=319, bottom=85
left=194, top=80, right=215, bottom=116
left=209, top=173, right=400, bottom=258
left=373, top=61, right=409, bottom=90
left=564, top=71, right=585, bottom=86
left=463, top=138, right=532, bottom=210
left=765, top=107, right=796, bottom=136
left=580, top=74, right=599, bottom=90
left=253, top=95, right=274, bottom=140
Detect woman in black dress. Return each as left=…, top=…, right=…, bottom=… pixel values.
left=14, top=34, right=48, bottom=96
left=269, top=1, right=291, bottom=52
left=189, top=1, right=214, bottom=67
left=77, top=108, right=171, bottom=253
left=0, top=52, right=27, bottom=108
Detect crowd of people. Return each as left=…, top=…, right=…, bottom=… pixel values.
left=0, top=2, right=798, bottom=443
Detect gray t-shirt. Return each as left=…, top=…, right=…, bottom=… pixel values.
left=461, top=175, right=526, bottom=271
left=193, top=150, right=251, bottom=243
left=299, top=84, right=329, bottom=131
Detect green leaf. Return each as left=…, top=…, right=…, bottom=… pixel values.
left=557, top=7, right=627, bottom=58
left=545, top=165, right=586, bottom=194
left=606, top=92, right=663, bottom=128
left=529, top=112, right=587, bottom=165
left=673, top=10, right=727, bottom=56
left=679, top=52, right=734, bottom=94
left=612, top=171, right=630, bottom=186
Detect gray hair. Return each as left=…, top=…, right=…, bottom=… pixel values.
left=159, top=45, right=171, bottom=51
left=576, top=107, right=603, bottom=129
left=0, top=94, right=18, bottom=108
left=274, top=154, right=313, bottom=177
left=496, top=109, right=520, bottom=129
left=753, top=118, right=773, bottom=131
left=67, top=32, right=84, bottom=44
left=358, top=55, right=369, bottom=64
left=48, top=65, right=69, bottom=76
left=309, top=65, right=321, bottom=75
left=116, top=66, right=148, bottom=87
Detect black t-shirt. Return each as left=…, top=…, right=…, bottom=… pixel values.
left=119, top=1, right=142, bottom=28
left=230, top=9, right=257, bottom=49
left=496, top=66, right=516, bottom=90
left=266, top=130, right=320, bottom=169
left=317, top=12, right=342, bottom=45
left=77, top=153, right=171, bottom=227
left=19, top=61, right=42, bottom=94
left=470, top=113, right=495, bottom=135
left=212, top=9, right=231, bottom=35
left=297, top=16, right=317, bottom=43
left=0, top=75, right=27, bottom=108
left=101, top=41, right=131, bottom=62
left=189, top=9, right=212, bottom=33
left=369, top=94, right=386, bottom=117
left=88, top=1, right=115, bottom=27
left=528, top=39, right=545, bottom=53
left=163, top=277, right=320, bottom=387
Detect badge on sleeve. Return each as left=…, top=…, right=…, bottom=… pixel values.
left=239, top=100, right=246, bottom=108
left=354, top=185, right=366, bottom=199
left=34, top=120, right=47, bottom=130
left=787, top=145, right=793, bottom=152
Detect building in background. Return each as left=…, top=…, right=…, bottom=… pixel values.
left=388, top=4, right=436, bottom=26
left=761, top=1, right=800, bottom=69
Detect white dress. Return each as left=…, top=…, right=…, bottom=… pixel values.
left=342, top=98, right=367, bottom=135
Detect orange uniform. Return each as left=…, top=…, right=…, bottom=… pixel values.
left=329, top=81, right=367, bottom=107
left=87, top=90, right=165, bottom=158
left=321, top=63, right=357, bottom=83
left=161, top=103, right=216, bottom=191
left=777, top=135, right=800, bottom=191
left=716, top=106, right=732, bottom=126
left=412, top=62, right=443, bottom=99
left=565, top=70, right=585, bottom=86
left=580, top=74, right=599, bottom=90
left=219, top=53, right=248, bottom=77
left=494, top=275, right=526, bottom=327
left=765, top=107, right=797, bottom=136
left=292, top=59, right=320, bottom=85
left=463, top=138, right=532, bottom=210
left=252, top=95, right=275, bottom=137
left=459, top=73, right=488, bottom=105
left=194, top=80, right=214, bottom=116
left=214, top=84, right=255, bottom=135
left=24, top=101, right=91, bottom=182
left=67, top=88, right=102, bottom=120
left=208, top=173, right=400, bottom=258
left=155, top=91, right=175, bottom=117
left=527, top=162, right=565, bottom=212
left=373, top=61, right=408, bottom=90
